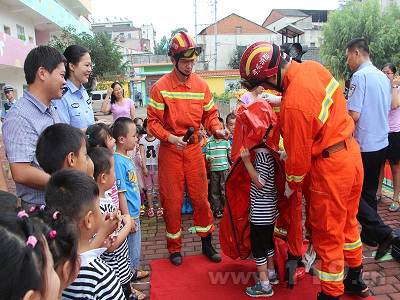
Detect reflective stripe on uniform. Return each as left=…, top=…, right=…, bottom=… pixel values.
left=318, top=78, right=340, bottom=124
left=166, top=229, right=182, bottom=239
left=286, top=173, right=305, bottom=183
left=274, top=226, right=287, bottom=237
left=343, top=238, right=362, bottom=251
left=160, top=91, right=205, bottom=100
left=188, top=224, right=213, bottom=234
left=148, top=98, right=165, bottom=110
left=316, top=269, right=344, bottom=282
left=203, top=99, right=215, bottom=111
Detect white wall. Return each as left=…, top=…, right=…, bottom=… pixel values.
left=0, top=8, right=36, bottom=44
left=198, top=34, right=279, bottom=70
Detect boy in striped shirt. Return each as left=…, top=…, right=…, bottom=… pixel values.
left=206, top=118, right=231, bottom=218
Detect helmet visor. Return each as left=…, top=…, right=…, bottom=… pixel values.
left=178, top=47, right=202, bottom=59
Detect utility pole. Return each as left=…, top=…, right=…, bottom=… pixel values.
left=214, top=0, right=217, bottom=70
left=194, top=0, right=198, bottom=43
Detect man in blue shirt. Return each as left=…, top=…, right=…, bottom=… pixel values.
left=346, top=38, right=398, bottom=260
left=2, top=46, right=65, bottom=208
left=1, top=85, right=16, bottom=121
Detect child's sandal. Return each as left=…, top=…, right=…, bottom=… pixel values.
left=147, top=207, right=155, bottom=218
left=156, top=207, right=163, bottom=217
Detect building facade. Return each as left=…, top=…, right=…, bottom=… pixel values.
left=0, top=0, right=92, bottom=102
left=197, top=13, right=277, bottom=70
left=262, top=9, right=330, bottom=48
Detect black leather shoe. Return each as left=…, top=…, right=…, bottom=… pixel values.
left=376, top=232, right=395, bottom=260
left=169, top=252, right=182, bottom=266
left=201, top=234, right=222, bottom=263
left=317, top=291, right=340, bottom=300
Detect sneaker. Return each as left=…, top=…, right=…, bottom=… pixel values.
left=389, top=201, right=400, bottom=212
left=215, top=210, right=223, bottom=219
left=269, top=273, right=279, bottom=285
left=245, top=281, right=273, bottom=298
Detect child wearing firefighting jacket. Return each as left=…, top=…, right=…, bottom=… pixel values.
left=241, top=147, right=279, bottom=298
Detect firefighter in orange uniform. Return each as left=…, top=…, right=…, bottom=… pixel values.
left=147, top=31, right=229, bottom=266
left=239, top=42, right=370, bottom=300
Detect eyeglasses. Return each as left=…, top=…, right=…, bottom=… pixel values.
left=383, top=72, right=394, bottom=75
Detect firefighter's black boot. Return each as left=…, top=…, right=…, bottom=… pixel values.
left=285, top=252, right=304, bottom=288
left=343, top=265, right=371, bottom=298
left=317, top=291, right=340, bottom=300
left=169, top=252, right=182, bottom=266
left=201, top=234, right=221, bottom=263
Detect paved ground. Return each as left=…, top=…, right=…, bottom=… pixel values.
left=1, top=110, right=399, bottom=299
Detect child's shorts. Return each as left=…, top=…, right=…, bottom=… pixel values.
left=143, top=167, right=159, bottom=191
left=250, top=222, right=275, bottom=259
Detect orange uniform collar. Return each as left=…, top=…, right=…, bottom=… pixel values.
left=171, top=69, right=193, bottom=89
left=282, top=60, right=302, bottom=91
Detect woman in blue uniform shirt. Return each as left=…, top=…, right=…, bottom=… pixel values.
left=54, top=45, right=95, bottom=130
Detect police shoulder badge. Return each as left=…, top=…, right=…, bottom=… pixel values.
left=348, top=84, right=356, bottom=98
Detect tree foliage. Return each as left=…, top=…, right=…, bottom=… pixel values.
left=321, top=0, right=400, bottom=79
left=154, top=27, right=189, bottom=55
left=228, top=46, right=246, bottom=69
left=48, top=26, right=127, bottom=84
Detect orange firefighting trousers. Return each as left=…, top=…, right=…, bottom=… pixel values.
left=308, top=138, right=363, bottom=297
left=158, top=142, right=214, bottom=254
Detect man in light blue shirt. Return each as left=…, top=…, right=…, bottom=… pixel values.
left=346, top=38, right=396, bottom=260
left=53, top=78, right=95, bottom=129
left=2, top=46, right=65, bottom=208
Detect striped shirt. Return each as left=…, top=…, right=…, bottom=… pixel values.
left=205, top=136, right=231, bottom=171
left=249, top=148, right=278, bottom=225
left=2, top=91, right=60, bottom=205
left=62, top=248, right=125, bottom=300
left=99, top=195, right=133, bottom=285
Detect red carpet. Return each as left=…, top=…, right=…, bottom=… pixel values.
left=150, top=255, right=375, bottom=300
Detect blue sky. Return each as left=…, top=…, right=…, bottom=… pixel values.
left=92, top=0, right=339, bottom=40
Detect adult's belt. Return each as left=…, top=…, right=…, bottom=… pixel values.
left=322, top=141, right=346, bottom=158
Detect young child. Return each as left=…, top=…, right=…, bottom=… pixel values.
left=240, top=147, right=279, bottom=297
left=89, top=147, right=147, bottom=300
left=206, top=118, right=231, bottom=218
left=46, top=169, right=126, bottom=299
left=35, top=123, right=118, bottom=260
left=36, top=123, right=88, bottom=175
left=86, top=123, right=119, bottom=208
left=112, top=117, right=144, bottom=273
left=0, top=212, right=61, bottom=300
left=132, top=125, right=146, bottom=216
left=139, top=118, right=162, bottom=217
left=226, top=112, right=236, bottom=146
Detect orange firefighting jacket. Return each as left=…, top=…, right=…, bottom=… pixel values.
left=147, top=69, right=222, bottom=143
left=281, top=61, right=355, bottom=190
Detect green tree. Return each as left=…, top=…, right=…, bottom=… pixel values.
left=48, top=26, right=127, bottom=90
left=154, top=35, right=168, bottom=55
left=321, top=0, right=400, bottom=79
left=228, top=46, right=246, bottom=69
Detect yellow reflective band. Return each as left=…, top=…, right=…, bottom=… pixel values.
left=166, top=229, right=182, bottom=239
left=148, top=98, right=165, bottom=110
left=245, top=46, right=271, bottom=76
left=318, top=78, right=339, bottom=124
left=203, top=99, right=215, bottom=111
left=188, top=224, right=213, bottom=234
left=274, top=226, right=287, bottom=236
left=286, top=173, right=305, bottom=183
left=343, top=238, right=362, bottom=251
left=316, top=269, right=344, bottom=282
left=160, top=91, right=205, bottom=100
left=175, top=34, right=185, bottom=47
